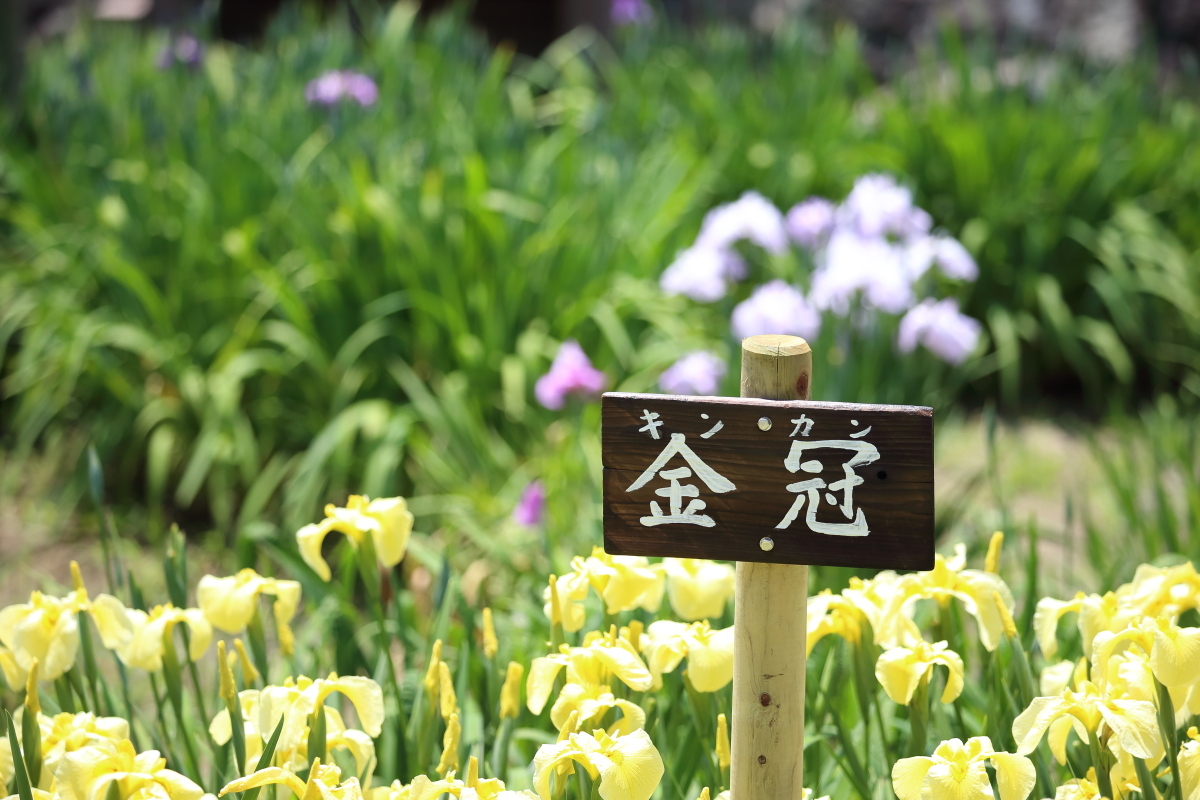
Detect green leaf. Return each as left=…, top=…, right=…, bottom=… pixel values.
left=241, top=715, right=286, bottom=800
left=5, top=710, right=35, bottom=800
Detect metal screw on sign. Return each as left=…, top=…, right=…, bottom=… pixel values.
left=600, top=334, right=935, bottom=800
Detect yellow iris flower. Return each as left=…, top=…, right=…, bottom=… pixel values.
left=197, top=569, right=302, bottom=654
left=115, top=604, right=211, bottom=672
left=1090, top=615, right=1200, bottom=694
left=221, top=760, right=363, bottom=800
left=542, top=550, right=665, bottom=631
left=582, top=549, right=664, bottom=615
left=640, top=620, right=733, bottom=692
left=806, top=590, right=863, bottom=655
left=532, top=729, right=663, bottom=800
left=0, top=589, right=132, bottom=685
left=1035, top=562, right=1200, bottom=662
left=296, top=495, right=415, bottom=582
left=875, top=639, right=965, bottom=705
left=1012, top=662, right=1160, bottom=764
left=892, top=736, right=1035, bottom=800
left=527, top=630, right=652, bottom=716
left=56, top=738, right=204, bottom=800
left=0, top=711, right=129, bottom=790
left=1045, top=768, right=1103, bottom=800
left=370, top=758, right=537, bottom=800
left=882, top=544, right=1016, bottom=652
left=1120, top=561, right=1200, bottom=619
left=544, top=572, right=591, bottom=634
left=661, top=559, right=733, bottom=621
left=257, top=674, right=385, bottom=754
left=1039, top=661, right=1077, bottom=697
left=210, top=691, right=375, bottom=778
left=1180, top=727, right=1200, bottom=800
left=550, top=682, right=645, bottom=735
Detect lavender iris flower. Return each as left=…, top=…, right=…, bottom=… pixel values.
left=535, top=341, right=608, bottom=410
left=904, top=234, right=979, bottom=283
left=839, top=174, right=930, bottom=240
left=305, top=70, right=379, bottom=107
left=659, top=351, right=727, bottom=396
left=731, top=280, right=821, bottom=340
left=785, top=197, right=836, bottom=249
left=695, top=191, right=789, bottom=255
left=660, top=246, right=747, bottom=303
left=897, top=298, right=982, bottom=364
left=611, top=0, right=653, bottom=25
left=811, top=228, right=915, bottom=315
left=156, top=34, right=204, bottom=70
left=513, top=480, right=546, bottom=526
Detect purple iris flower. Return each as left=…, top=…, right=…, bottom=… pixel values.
left=514, top=480, right=546, bottom=526
left=535, top=341, right=608, bottom=410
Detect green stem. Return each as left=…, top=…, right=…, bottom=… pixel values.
left=907, top=677, right=930, bottom=758
left=492, top=717, right=514, bottom=783
left=1089, top=729, right=1114, bottom=800
left=1134, top=757, right=1159, bottom=800
left=161, top=636, right=202, bottom=780
left=1155, top=680, right=1184, bottom=800
left=77, top=610, right=105, bottom=714
left=54, top=676, right=75, bottom=713
left=246, top=608, right=271, bottom=686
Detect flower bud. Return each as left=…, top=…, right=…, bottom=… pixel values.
left=436, top=712, right=461, bottom=776
left=70, top=561, right=87, bottom=595
left=984, top=531, right=1004, bottom=574
left=500, top=661, right=523, bottom=719
left=424, top=640, right=443, bottom=697
left=217, top=641, right=236, bottom=701
left=233, top=639, right=260, bottom=685
left=715, top=713, right=729, bottom=770
left=438, top=661, right=457, bottom=719
left=481, top=608, right=499, bottom=659
left=24, top=658, right=40, bottom=713
left=994, top=591, right=1018, bottom=639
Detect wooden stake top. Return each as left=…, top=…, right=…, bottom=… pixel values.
left=741, top=334, right=812, bottom=358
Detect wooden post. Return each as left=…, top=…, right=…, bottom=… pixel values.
left=731, top=334, right=811, bottom=800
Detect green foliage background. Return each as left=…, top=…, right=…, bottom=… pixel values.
left=3, top=5, right=1200, bottom=555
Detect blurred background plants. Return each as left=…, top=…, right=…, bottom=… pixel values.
left=4, top=3, right=1200, bottom=566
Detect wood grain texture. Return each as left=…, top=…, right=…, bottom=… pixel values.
left=733, top=560, right=807, bottom=800
left=731, top=334, right=810, bottom=800
left=601, top=393, right=935, bottom=570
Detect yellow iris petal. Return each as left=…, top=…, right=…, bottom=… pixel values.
left=662, top=559, right=733, bottom=622
left=59, top=739, right=203, bottom=800
left=1152, top=623, right=1200, bottom=688
left=990, top=751, right=1036, bottom=800
left=1180, top=738, right=1200, bottom=800
left=680, top=624, right=733, bottom=693
left=526, top=655, right=568, bottom=716
left=891, top=756, right=935, bottom=800
left=588, top=730, right=663, bottom=800
left=1032, top=595, right=1084, bottom=660
left=296, top=497, right=413, bottom=583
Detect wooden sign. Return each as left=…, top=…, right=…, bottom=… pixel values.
left=602, top=392, right=934, bottom=571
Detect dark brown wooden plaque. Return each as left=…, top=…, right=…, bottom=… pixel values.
left=602, top=392, right=934, bottom=570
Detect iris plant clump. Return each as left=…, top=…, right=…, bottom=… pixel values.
left=655, top=174, right=982, bottom=396
left=3, top=498, right=1200, bottom=800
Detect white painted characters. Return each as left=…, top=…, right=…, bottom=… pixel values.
left=776, top=434, right=879, bottom=536
left=627, top=432, right=736, bottom=528
left=627, top=410, right=881, bottom=537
